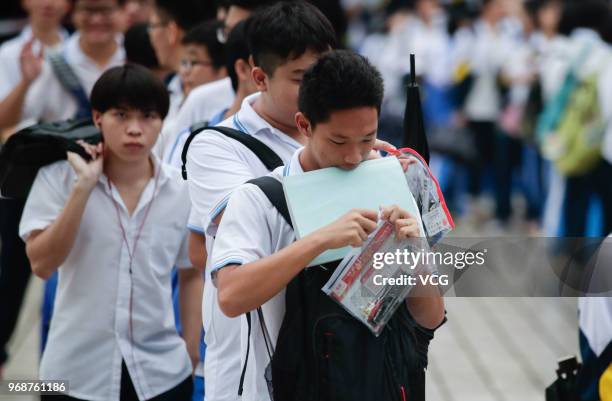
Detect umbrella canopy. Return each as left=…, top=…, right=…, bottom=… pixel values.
left=402, top=54, right=430, bottom=164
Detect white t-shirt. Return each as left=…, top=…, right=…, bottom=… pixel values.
left=210, top=149, right=305, bottom=401
left=19, top=156, right=192, bottom=401
left=185, top=92, right=302, bottom=401
left=453, top=19, right=520, bottom=121
left=19, top=32, right=124, bottom=127
left=155, top=77, right=234, bottom=163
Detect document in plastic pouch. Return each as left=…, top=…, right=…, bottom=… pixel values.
left=322, top=218, right=435, bottom=336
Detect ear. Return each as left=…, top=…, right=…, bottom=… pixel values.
left=235, top=59, right=250, bottom=81
left=295, top=112, right=312, bottom=138
left=251, top=66, right=268, bottom=92
left=167, top=21, right=181, bottom=46
left=92, top=110, right=103, bottom=130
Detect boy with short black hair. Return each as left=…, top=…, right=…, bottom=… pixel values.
left=212, top=49, right=445, bottom=401
left=149, top=0, right=214, bottom=119
left=20, top=64, right=198, bottom=401
left=179, top=19, right=227, bottom=97
left=184, top=3, right=339, bottom=400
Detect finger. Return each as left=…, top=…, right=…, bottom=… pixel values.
left=372, top=139, right=396, bottom=152
left=349, top=232, right=365, bottom=247
left=395, top=219, right=417, bottom=238
left=399, top=225, right=420, bottom=238
left=357, top=215, right=378, bottom=234
left=353, top=208, right=378, bottom=222
left=356, top=225, right=368, bottom=241
left=22, top=38, right=34, bottom=53
left=379, top=206, right=390, bottom=221
left=388, top=206, right=404, bottom=223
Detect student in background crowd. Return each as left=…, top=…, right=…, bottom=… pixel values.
left=0, top=0, right=70, bottom=380
left=124, top=21, right=170, bottom=81
left=179, top=20, right=227, bottom=97
left=120, top=0, right=153, bottom=31
left=185, top=3, right=336, bottom=400
left=451, top=0, right=519, bottom=219
left=20, top=64, right=198, bottom=401
left=169, top=0, right=278, bottom=143
left=148, top=0, right=214, bottom=122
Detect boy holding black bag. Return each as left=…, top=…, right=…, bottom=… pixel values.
left=19, top=64, right=199, bottom=401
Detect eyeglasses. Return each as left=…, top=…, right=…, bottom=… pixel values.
left=180, top=59, right=214, bottom=70
left=75, top=5, right=118, bottom=17
left=147, top=21, right=169, bottom=32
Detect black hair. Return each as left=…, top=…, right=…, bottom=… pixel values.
left=558, top=0, right=611, bottom=38
left=124, top=23, right=160, bottom=70
left=225, top=19, right=250, bottom=92
left=153, top=0, right=217, bottom=31
left=90, top=64, right=170, bottom=119
left=298, top=50, right=384, bottom=127
left=225, top=0, right=277, bottom=11
left=182, top=19, right=226, bottom=70
left=72, top=0, right=127, bottom=6
left=247, top=1, right=336, bottom=75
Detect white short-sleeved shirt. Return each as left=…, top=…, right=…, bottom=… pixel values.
left=210, top=149, right=305, bottom=401
left=19, top=156, right=192, bottom=401
left=0, top=25, right=68, bottom=101
left=155, top=77, right=234, bottom=162
left=19, top=31, right=124, bottom=127
left=185, top=92, right=302, bottom=401
left=452, top=19, right=520, bottom=121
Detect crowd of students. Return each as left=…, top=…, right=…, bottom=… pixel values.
left=0, top=0, right=611, bottom=400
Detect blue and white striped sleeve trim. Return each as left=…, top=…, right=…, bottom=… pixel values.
left=208, top=193, right=232, bottom=223
left=211, top=257, right=244, bottom=274
left=187, top=224, right=205, bottom=234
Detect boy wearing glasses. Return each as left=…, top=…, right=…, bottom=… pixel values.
left=1, top=0, right=125, bottom=128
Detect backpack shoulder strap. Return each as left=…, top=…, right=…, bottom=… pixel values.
left=48, top=52, right=91, bottom=119
left=246, top=175, right=292, bottom=229
left=181, top=124, right=284, bottom=179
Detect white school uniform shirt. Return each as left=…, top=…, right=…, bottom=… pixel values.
left=453, top=19, right=520, bottom=121
left=186, top=92, right=301, bottom=401
left=19, top=31, right=124, bottom=127
left=0, top=25, right=68, bottom=101
left=19, top=156, right=193, bottom=401
left=155, top=77, right=234, bottom=163
left=210, top=149, right=305, bottom=401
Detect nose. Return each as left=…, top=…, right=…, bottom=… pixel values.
left=126, top=118, right=143, bottom=136
left=343, top=146, right=362, bottom=167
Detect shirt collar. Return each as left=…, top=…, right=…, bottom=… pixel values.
left=283, top=148, right=305, bottom=177
left=167, top=74, right=183, bottom=95
left=233, top=93, right=303, bottom=148
left=65, top=31, right=125, bottom=70
left=96, top=153, right=170, bottom=190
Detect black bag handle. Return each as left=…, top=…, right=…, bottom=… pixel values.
left=181, top=124, right=284, bottom=179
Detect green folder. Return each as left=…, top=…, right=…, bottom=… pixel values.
left=282, top=157, right=424, bottom=266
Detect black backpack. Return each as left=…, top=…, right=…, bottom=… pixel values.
left=0, top=118, right=101, bottom=199
left=245, top=176, right=444, bottom=401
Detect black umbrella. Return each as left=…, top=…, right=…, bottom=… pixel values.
left=402, top=54, right=430, bottom=164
